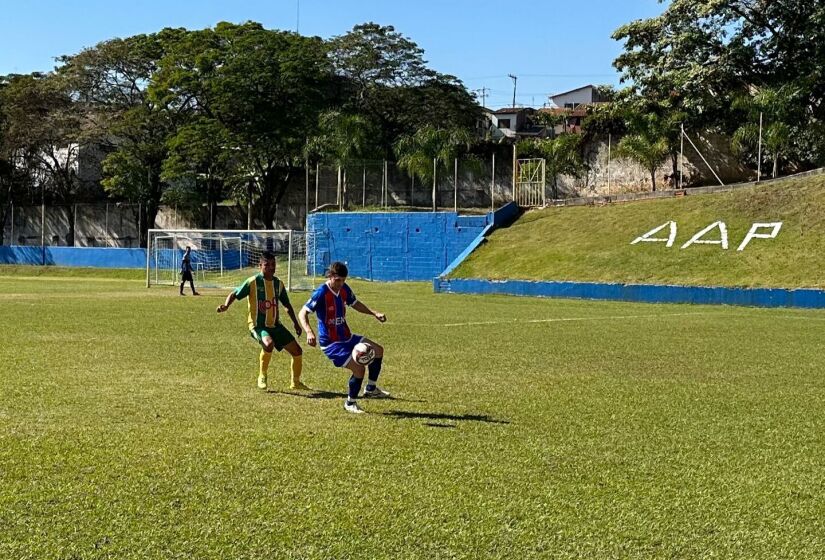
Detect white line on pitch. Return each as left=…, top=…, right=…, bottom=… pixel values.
left=437, top=312, right=722, bottom=328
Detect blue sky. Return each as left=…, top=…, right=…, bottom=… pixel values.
left=0, top=0, right=665, bottom=109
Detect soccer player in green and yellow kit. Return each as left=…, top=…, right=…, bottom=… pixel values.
left=216, top=251, right=309, bottom=391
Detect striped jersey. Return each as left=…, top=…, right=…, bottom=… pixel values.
left=303, top=282, right=357, bottom=347
left=234, top=273, right=292, bottom=330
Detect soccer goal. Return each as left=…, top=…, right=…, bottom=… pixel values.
left=146, top=229, right=315, bottom=291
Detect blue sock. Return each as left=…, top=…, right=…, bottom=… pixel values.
left=348, top=375, right=364, bottom=401
left=366, top=357, right=383, bottom=390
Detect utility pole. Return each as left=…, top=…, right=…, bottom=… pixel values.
left=474, top=87, right=489, bottom=109
left=296, top=0, right=300, bottom=33
left=508, top=74, right=518, bottom=108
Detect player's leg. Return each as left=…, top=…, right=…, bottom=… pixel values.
left=190, top=278, right=199, bottom=295
left=282, top=340, right=309, bottom=390
left=251, top=328, right=275, bottom=389
left=344, top=360, right=367, bottom=413
left=269, top=324, right=307, bottom=390
left=360, top=337, right=390, bottom=398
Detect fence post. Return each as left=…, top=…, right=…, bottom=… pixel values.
left=454, top=157, right=458, bottom=212
left=337, top=165, right=342, bottom=211
left=315, top=163, right=320, bottom=210
left=432, top=157, right=437, bottom=212
left=491, top=153, right=496, bottom=213
left=512, top=144, right=517, bottom=203
left=608, top=133, right=613, bottom=195
left=305, top=160, right=310, bottom=225
left=41, top=186, right=45, bottom=265
left=10, top=202, right=13, bottom=246
left=362, top=166, right=367, bottom=207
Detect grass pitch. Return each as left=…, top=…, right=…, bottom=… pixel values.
left=1, top=269, right=823, bottom=559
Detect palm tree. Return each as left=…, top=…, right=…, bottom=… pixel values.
left=731, top=86, right=797, bottom=179
left=616, top=115, right=670, bottom=192
left=394, top=125, right=474, bottom=208
left=305, top=110, right=375, bottom=209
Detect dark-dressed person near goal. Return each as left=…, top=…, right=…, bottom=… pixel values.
left=179, top=246, right=200, bottom=296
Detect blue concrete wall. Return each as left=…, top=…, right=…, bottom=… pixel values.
left=0, top=246, right=147, bottom=268
left=433, top=277, right=825, bottom=309
left=307, top=211, right=491, bottom=281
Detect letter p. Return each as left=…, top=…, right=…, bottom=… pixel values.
left=737, top=222, right=782, bottom=251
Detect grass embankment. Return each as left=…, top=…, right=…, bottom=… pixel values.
left=454, top=174, right=825, bottom=288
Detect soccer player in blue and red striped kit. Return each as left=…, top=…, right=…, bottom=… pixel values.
left=298, top=261, right=390, bottom=414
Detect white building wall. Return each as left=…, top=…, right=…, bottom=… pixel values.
left=550, top=86, right=595, bottom=108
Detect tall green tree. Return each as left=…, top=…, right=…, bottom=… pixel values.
left=329, top=23, right=481, bottom=155
left=152, top=22, right=334, bottom=227
left=0, top=73, right=91, bottom=245
left=613, top=0, right=825, bottom=169
left=161, top=118, right=236, bottom=228
left=57, top=29, right=185, bottom=246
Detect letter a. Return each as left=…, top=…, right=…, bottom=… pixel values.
left=681, top=221, right=729, bottom=250
left=737, top=222, right=782, bottom=251
left=631, top=221, right=677, bottom=247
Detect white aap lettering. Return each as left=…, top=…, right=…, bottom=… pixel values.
left=631, top=221, right=782, bottom=251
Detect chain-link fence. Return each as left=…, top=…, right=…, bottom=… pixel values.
left=1, top=202, right=143, bottom=248
left=306, top=157, right=516, bottom=213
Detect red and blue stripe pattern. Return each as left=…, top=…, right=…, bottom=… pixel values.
left=304, top=283, right=357, bottom=347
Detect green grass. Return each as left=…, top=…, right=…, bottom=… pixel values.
left=454, top=174, right=825, bottom=288
left=1, top=267, right=823, bottom=558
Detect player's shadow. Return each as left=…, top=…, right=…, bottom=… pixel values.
left=273, top=389, right=346, bottom=400
left=381, top=410, right=510, bottom=426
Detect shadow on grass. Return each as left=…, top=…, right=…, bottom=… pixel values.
left=274, top=390, right=427, bottom=403
left=381, top=410, right=510, bottom=425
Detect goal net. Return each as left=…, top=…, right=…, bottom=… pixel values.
left=146, top=229, right=315, bottom=291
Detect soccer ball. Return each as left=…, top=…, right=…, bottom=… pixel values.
left=352, top=342, right=375, bottom=366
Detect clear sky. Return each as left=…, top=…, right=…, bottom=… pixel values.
left=0, top=0, right=665, bottom=109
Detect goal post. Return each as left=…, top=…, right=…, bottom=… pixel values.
left=146, top=229, right=315, bottom=291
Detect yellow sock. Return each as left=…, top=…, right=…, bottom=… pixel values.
left=260, top=350, right=272, bottom=376
left=291, top=354, right=303, bottom=384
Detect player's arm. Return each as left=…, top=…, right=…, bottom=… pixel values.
left=216, top=291, right=237, bottom=313
left=278, top=284, right=302, bottom=335
left=284, top=304, right=302, bottom=336
left=351, top=300, right=386, bottom=323
left=298, top=306, right=316, bottom=346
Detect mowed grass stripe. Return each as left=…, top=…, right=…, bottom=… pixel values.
left=0, top=273, right=823, bottom=558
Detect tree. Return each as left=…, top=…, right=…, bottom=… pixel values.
left=731, top=86, right=803, bottom=179
left=304, top=110, right=377, bottom=209
left=161, top=118, right=236, bottom=228
left=394, top=125, right=475, bottom=207
left=616, top=114, right=671, bottom=192
left=0, top=73, right=91, bottom=245
left=57, top=29, right=185, bottom=246
left=613, top=0, right=825, bottom=170
left=152, top=22, right=334, bottom=227
left=329, top=23, right=481, bottom=155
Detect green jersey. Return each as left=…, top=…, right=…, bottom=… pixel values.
left=234, top=273, right=292, bottom=330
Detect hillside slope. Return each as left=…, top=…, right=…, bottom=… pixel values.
left=452, top=174, right=825, bottom=288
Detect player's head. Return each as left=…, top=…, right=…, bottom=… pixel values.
left=259, top=251, right=276, bottom=278
left=184, top=246, right=191, bottom=254
left=325, top=261, right=348, bottom=290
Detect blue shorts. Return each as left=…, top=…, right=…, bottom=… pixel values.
left=321, top=335, right=364, bottom=368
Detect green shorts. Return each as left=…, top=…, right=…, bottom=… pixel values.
left=250, top=323, right=296, bottom=351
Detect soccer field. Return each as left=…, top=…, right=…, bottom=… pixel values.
left=1, top=272, right=823, bottom=559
